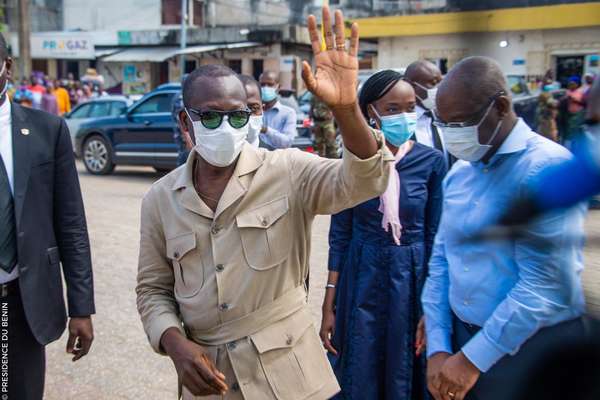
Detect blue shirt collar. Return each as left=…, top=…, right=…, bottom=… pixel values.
left=473, top=118, right=534, bottom=169
left=268, top=101, right=282, bottom=111
left=496, top=118, right=534, bottom=155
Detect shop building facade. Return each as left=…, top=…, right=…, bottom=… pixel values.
left=354, top=2, right=600, bottom=85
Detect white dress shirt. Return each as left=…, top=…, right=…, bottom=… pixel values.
left=415, top=105, right=448, bottom=159
left=0, top=99, right=19, bottom=283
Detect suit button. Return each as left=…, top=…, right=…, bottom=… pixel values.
left=211, top=226, right=221, bottom=235
left=216, top=264, right=224, bottom=272
left=232, top=382, right=240, bottom=391
left=261, top=218, right=268, bottom=227
left=227, top=342, right=237, bottom=351
left=286, top=335, right=293, bottom=345
left=173, top=252, right=180, bottom=259
left=219, top=303, right=230, bottom=311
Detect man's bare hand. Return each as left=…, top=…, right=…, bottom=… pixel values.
left=302, top=6, right=359, bottom=109
left=437, top=351, right=480, bottom=400
left=161, top=328, right=228, bottom=396
left=66, top=316, right=94, bottom=362
left=427, top=352, right=451, bottom=400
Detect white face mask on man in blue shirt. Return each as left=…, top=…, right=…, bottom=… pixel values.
left=437, top=96, right=504, bottom=162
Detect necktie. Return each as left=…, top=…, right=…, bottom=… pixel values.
left=424, top=110, right=444, bottom=152
left=425, top=110, right=455, bottom=167
left=0, top=155, right=17, bottom=273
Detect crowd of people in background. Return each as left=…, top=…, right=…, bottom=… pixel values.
left=536, top=69, right=596, bottom=146
left=4, top=68, right=108, bottom=115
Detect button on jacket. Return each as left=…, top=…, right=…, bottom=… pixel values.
left=137, top=139, right=393, bottom=400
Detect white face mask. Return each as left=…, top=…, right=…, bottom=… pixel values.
left=247, top=114, right=263, bottom=147
left=439, top=101, right=503, bottom=162
left=419, top=87, right=437, bottom=110
left=186, top=110, right=248, bottom=167
left=413, top=81, right=438, bottom=111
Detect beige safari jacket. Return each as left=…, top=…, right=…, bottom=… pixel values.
left=136, top=139, right=393, bottom=400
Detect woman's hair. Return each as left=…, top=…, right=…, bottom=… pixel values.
left=358, top=69, right=403, bottom=120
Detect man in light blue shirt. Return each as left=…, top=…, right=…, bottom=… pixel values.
left=422, top=57, right=587, bottom=400
left=259, top=71, right=297, bottom=149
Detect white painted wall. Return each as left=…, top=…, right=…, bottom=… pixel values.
left=206, top=0, right=292, bottom=27
left=377, top=26, right=600, bottom=76
left=63, top=0, right=162, bottom=31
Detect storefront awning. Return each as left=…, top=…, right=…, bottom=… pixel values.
left=101, top=42, right=263, bottom=63
left=175, top=42, right=262, bottom=56
left=95, top=48, right=121, bottom=58
left=550, top=49, right=599, bottom=56
left=102, top=47, right=180, bottom=62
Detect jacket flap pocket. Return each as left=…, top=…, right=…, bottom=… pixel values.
left=251, top=309, right=313, bottom=354
left=236, top=196, right=289, bottom=229
left=35, top=159, right=54, bottom=167
left=166, top=232, right=196, bottom=261
left=47, top=247, right=60, bottom=264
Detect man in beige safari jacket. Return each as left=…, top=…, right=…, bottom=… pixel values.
left=137, top=7, right=393, bottom=399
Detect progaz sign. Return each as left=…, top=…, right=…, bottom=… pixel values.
left=31, top=33, right=95, bottom=60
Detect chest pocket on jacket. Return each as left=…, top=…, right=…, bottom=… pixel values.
left=236, top=196, right=291, bottom=271
left=166, top=232, right=203, bottom=298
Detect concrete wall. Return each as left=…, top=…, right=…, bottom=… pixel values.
left=377, top=26, right=600, bottom=76
left=206, top=0, right=292, bottom=27
left=5, top=0, right=63, bottom=32
left=63, top=0, right=162, bottom=31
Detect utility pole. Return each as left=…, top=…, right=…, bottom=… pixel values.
left=18, top=0, right=31, bottom=79
left=179, top=0, right=187, bottom=79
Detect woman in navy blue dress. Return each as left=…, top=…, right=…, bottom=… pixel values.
left=320, top=70, right=447, bottom=399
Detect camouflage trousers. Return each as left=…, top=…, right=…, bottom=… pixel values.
left=313, top=121, right=338, bottom=158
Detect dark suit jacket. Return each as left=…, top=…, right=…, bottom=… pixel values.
left=11, top=102, right=95, bottom=345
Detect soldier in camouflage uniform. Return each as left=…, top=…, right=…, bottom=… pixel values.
left=310, top=95, right=338, bottom=158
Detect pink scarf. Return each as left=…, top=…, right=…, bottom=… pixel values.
left=378, top=141, right=414, bottom=245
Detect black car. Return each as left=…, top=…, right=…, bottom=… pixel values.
left=75, top=85, right=179, bottom=174
left=75, top=83, right=315, bottom=175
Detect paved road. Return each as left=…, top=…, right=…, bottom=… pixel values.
left=44, top=163, right=600, bottom=399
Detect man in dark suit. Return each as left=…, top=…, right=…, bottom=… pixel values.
left=405, top=60, right=456, bottom=169
left=0, top=34, right=95, bottom=399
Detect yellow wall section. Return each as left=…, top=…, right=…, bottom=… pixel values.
left=351, top=3, right=600, bottom=38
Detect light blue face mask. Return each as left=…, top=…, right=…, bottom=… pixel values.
left=372, top=107, right=417, bottom=147
left=261, top=86, right=278, bottom=102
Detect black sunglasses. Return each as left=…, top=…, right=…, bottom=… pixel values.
left=187, top=108, right=251, bottom=130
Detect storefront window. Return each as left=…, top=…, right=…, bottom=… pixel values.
left=162, top=0, right=182, bottom=25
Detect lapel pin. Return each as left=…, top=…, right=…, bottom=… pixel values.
left=21, top=128, right=30, bottom=136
